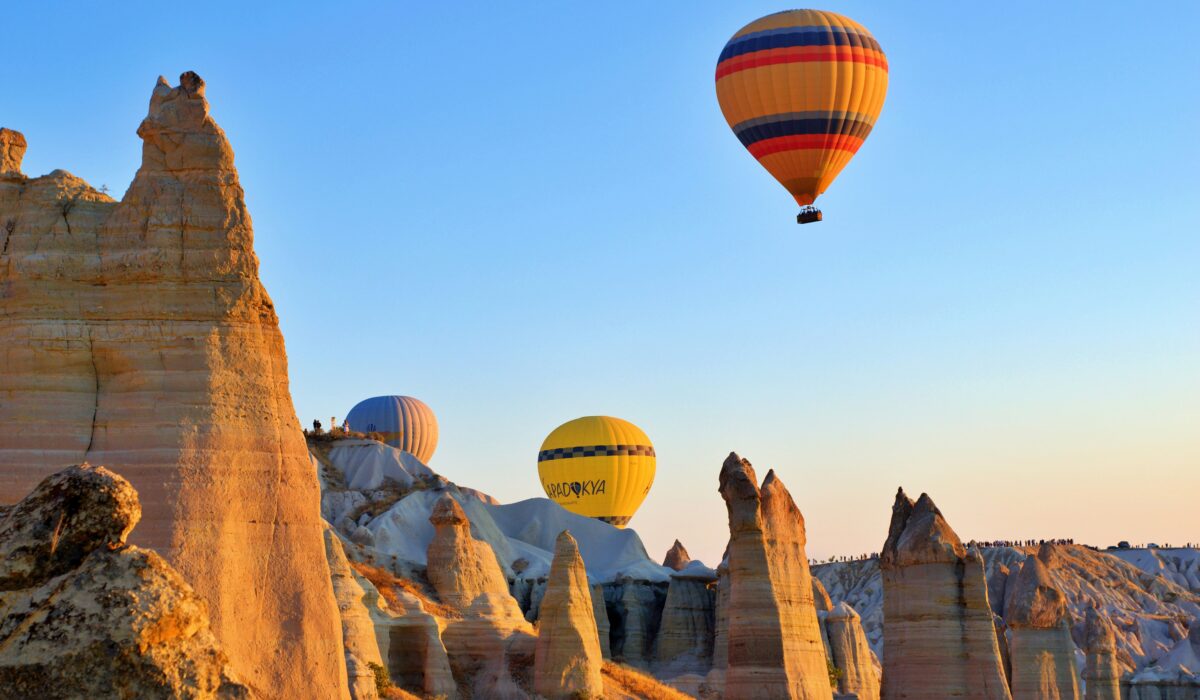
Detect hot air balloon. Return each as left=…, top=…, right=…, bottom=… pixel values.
left=537, top=416, right=655, bottom=528
left=715, top=9, right=889, bottom=223
left=345, top=395, right=438, bottom=463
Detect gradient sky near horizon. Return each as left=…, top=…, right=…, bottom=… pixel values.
left=4, top=2, right=1197, bottom=566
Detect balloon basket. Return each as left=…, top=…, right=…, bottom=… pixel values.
left=797, top=207, right=823, bottom=224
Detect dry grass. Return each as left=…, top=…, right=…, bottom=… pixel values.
left=350, top=561, right=461, bottom=619
left=380, top=688, right=423, bottom=700
left=601, top=661, right=695, bottom=700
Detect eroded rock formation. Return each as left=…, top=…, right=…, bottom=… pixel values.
left=663, top=539, right=692, bottom=571
left=1083, top=606, right=1121, bottom=700
left=0, top=73, right=347, bottom=697
left=879, top=488, right=1011, bottom=699
left=426, top=492, right=532, bottom=697
left=717, top=452, right=831, bottom=699
left=1005, top=549, right=1080, bottom=700
left=324, top=528, right=386, bottom=700
left=656, top=562, right=718, bottom=674
left=427, top=493, right=523, bottom=620
left=534, top=531, right=604, bottom=699
left=825, top=602, right=881, bottom=700
left=0, top=465, right=250, bottom=698
left=0, top=127, right=26, bottom=173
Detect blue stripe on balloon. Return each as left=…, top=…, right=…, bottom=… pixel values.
left=733, top=113, right=876, bottom=147
left=718, top=26, right=882, bottom=64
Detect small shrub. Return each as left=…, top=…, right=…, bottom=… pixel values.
left=827, top=658, right=844, bottom=687
left=367, top=661, right=391, bottom=695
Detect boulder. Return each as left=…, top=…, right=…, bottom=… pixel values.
left=0, top=465, right=250, bottom=699
left=0, top=73, right=347, bottom=698
left=1082, top=606, right=1121, bottom=700
left=1005, top=550, right=1080, bottom=700
left=879, top=488, right=1011, bottom=699
left=534, top=531, right=604, bottom=699
left=717, top=452, right=831, bottom=699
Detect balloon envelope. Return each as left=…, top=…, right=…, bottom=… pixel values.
left=346, top=395, right=438, bottom=463
left=537, top=416, right=655, bottom=528
left=716, top=9, right=889, bottom=207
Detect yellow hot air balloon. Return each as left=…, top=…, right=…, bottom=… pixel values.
left=537, top=416, right=655, bottom=528
left=716, top=9, right=889, bottom=223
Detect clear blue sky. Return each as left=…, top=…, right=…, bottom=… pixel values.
left=5, top=2, right=1197, bottom=565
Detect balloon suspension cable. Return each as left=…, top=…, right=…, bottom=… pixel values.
left=796, top=205, right=823, bottom=225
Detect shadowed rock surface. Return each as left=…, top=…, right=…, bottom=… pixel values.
left=716, top=451, right=831, bottom=699
left=0, top=465, right=250, bottom=699
left=657, top=562, right=718, bottom=674
left=534, top=531, right=604, bottom=699
left=0, top=73, right=347, bottom=697
left=880, top=488, right=1011, bottom=699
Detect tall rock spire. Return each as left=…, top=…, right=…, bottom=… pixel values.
left=880, top=488, right=1012, bottom=700
left=717, top=452, right=831, bottom=699
left=534, top=530, right=605, bottom=699
left=0, top=73, right=348, bottom=698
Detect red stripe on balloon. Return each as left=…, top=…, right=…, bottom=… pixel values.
left=748, top=134, right=864, bottom=158
left=716, top=47, right=888, bottom=80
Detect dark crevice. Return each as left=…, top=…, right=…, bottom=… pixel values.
left=84, top=330, right=100, bottom=457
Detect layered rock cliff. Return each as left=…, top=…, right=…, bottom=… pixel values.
left=0, top=74, right=347, bottom=697
left=716, top=452, right=831, bottom=699
left=879, top=488, right=1011, bottom=699
left=1005, top=549, right=1080, bottom=700
left=534, top=531, right=605, bottom=699
left=0, top=465, right=249, bottom=698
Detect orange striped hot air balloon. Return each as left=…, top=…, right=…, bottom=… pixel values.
left=716, top=10, right=889, bottom=223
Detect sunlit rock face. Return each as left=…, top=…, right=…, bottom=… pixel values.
left=879, top=488, right=1012, bottom=700
left=1005, top=548, right=1080, bottom=700
left=0, top=465, right=250, bottom=699
left=0, top=74, right=348, bottom=698
left=534, top=531, right=604, bottom=699
left=717, top=451, right=832, bottom=699
left=323, top=528, right=385, bottom=700
left=0, top=127, right=26, bottom=173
